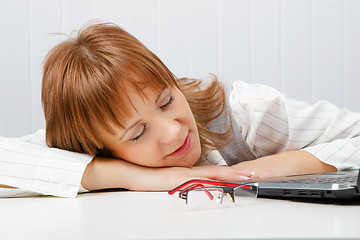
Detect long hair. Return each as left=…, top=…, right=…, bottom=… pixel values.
left=42, top=22, right=232, bottom=157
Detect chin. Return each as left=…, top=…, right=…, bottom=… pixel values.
left=184, top=149, right=202, bottom=167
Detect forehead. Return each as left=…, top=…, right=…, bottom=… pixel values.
left=119, top=83, right=166, bottom=121
left=92, top=84, right=165, bottom=136
left=126, top=84, right=163, bottom=107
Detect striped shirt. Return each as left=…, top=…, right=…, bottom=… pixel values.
left=0, top=130, right=92, bottom=197
left=229, top=81, right=360, bottom=170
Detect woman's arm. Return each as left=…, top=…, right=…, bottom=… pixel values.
left=81, top=157, right=251, bottom=191
left=231, top=149, right=337, bottom=179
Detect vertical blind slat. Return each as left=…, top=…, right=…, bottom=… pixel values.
left=0, top=0, right=31, bottom=137
left=311, top=0, right=343, bottom=106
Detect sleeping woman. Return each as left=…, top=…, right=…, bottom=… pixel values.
left=1, top=22, right=359, bottom=197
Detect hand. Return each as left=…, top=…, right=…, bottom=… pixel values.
left=231, top=150, right=337, bottom=180
left=135, top=164, right=253, bottom=191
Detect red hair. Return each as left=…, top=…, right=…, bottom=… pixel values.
left=42, top=22, right=231, bottom=157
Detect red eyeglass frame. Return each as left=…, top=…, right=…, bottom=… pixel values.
left=168, top=179, right=252, bottom=195
left=169, top=179, right=254, bottom=204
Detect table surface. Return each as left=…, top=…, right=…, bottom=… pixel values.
left=1, top=191, right=360, bottom=240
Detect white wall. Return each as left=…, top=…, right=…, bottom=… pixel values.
left=1, top=0, right=360, bottom=137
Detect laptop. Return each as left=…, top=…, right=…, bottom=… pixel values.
left=257, top=169, right=360, bottom=200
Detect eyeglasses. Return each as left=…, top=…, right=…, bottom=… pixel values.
left=168, top=179, right=258, bottom=209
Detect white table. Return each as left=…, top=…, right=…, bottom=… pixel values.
left=1, top=191, right=360, bottom=240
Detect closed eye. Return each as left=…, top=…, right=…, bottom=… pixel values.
left=160, top=95, right=174, bottom=109
left=130, top=124, right=147, bottom=142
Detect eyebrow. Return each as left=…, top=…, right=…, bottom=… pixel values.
left=119, top=88, right=167, bottom=140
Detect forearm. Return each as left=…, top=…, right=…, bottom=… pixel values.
left=233, top=150, right=337, bottom=179
left=267, top=150, right=337, bottom=175
left=81, top=157, right=165, bottom=191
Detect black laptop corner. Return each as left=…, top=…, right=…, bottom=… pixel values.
left=257, top=169, right=360, bottom=200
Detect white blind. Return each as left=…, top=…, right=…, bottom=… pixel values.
left=1, top=0, right=359, bottom=137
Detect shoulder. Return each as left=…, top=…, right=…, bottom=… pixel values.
left=229, top=81, right=283, bottom=101
left=228, top=81, right=288, bottom=109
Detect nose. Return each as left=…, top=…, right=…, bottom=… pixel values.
left=156, top=116, right=182, bottom=145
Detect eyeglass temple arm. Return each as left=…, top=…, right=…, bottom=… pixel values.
left=168, top=179, right=242, bottom=195
left=179, top=184, right=214, bottom=200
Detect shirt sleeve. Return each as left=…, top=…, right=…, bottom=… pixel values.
left=229, top=80, right=360, bottom=170
left=0, top=130, right=93, bottom=197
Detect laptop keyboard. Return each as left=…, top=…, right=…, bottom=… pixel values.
left=279, top=173, right=358, bottom=185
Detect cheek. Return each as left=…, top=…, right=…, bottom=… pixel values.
left=112, top=142, right=161, bottom=165
left=112, top=145, right=139, bottom=160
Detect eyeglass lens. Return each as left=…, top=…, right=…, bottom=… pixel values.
left=187, top=188, right=224, bottom=209
left=186, top=185, right=258, bottom=209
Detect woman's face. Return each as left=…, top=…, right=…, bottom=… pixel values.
left=95, top=85, right=202, bottom=167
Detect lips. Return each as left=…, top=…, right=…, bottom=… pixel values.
left=167, top=133, right=191, bottom=157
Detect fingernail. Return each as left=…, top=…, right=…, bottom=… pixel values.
left=240, top=170, right=255, bottom=177
left=239, top=175, right=251, bottom=181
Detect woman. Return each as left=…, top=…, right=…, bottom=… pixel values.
left=1, top=22, right=359, bottom=197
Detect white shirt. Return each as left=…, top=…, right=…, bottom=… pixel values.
left=0, top=130, right=92, bottom=197
left=1, top=80, right=360, bottom=197
left=229, top=81, right=360, bottom=170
